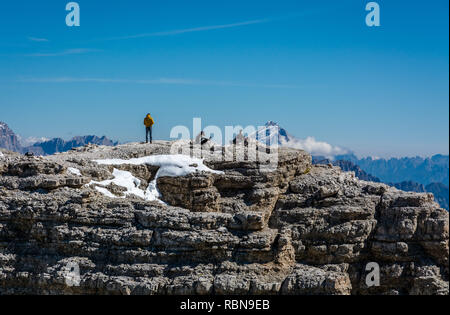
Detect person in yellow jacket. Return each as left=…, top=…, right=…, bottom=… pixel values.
left=143, top=113, right=155, bottom=144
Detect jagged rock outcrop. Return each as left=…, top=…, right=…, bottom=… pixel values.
left=0, top=122, right=22, bottom=153
left=0, top=142, right=448, bottom=295
left=425, top=183, right=449, bottom=211
left=313, top=158, right=449, bottom=210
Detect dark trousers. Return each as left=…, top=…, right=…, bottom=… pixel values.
left=146, top=126, right=152, bottom=143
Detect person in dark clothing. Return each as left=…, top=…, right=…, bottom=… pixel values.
left=143, top=113, right=155, bottom=144
left=195, top=131, right=211, bottom=145
left=232, top=130, right=245, bottom=144
left=146, top=126, right=152, bottom=144
left=201, top=136, right=211, bottom=145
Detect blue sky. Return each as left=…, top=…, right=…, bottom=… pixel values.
left=0, top=0, right=448, bottom=157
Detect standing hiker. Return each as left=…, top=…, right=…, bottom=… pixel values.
left=143, top=113, right=155, bottom=144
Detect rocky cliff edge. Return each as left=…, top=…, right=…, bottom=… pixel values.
left=0, top=141, right=448, bottom=295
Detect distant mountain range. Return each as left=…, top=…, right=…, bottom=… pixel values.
left=0, top=122, right=118, bottom=155
left=256, top=121, right=449, bottom=210
left=24, top=135, right=118, bottom=155
left=332, top=153, right=449, bottom=187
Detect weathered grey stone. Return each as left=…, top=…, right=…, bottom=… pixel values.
left=0, top=142, right=447, bottom=295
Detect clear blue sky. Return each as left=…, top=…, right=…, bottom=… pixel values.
left=0, top=0, right=448, bottom=157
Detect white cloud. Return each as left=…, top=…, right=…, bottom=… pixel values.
left=25, top=48, right=100, bottom=57
left=16, top=77, right=300, bottom=89
left=105, top=18, right=272, bottom=40
left=28, top=37, right=49, bottom=42
left=281, top=136, right=348, bottom=158
left=18, top=136, right=50, bottom=147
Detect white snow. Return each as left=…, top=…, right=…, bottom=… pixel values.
left=89, top=169, right=151, bottom=200
left=91, top=154, right=222, bottom=202
left=67, top=167, right=82, bottom=176
left=94, top=186, right=117, bottom=198
left=94, top=154, right=222, bottom=177
left=0, top=151, right=4, bottom=158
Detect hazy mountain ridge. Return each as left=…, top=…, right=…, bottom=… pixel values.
left=334, top=153, right=449, bottom=187
left=0, top=122, right=118, bottom=155
left=25, top=135, right=119, bottom=155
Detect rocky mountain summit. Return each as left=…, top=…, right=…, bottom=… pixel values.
left=0, top=122, right=22, bottom=153
left=0, top=141, right=448, bottom=295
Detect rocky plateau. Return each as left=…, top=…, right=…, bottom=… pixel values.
left=0, top=141, right=448, bottom=295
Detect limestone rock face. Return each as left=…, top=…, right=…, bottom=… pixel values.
left=0, top=122, right=22, bottom=153
left=0, top=141, right=448, bottom=295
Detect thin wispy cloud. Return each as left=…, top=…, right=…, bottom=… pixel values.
left=16, top=77, right=301, bottom=89
left=28, top=37, right=49, bottom=42
left=25, top=48, right=100, bottom=57
left=104, top=18, right=272, bottom=41
left=18, top=77, right=128, bottom=83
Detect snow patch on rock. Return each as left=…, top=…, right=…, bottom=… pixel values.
left=67, top=167, right=82, bottom=176
left=89, top=168, right=155, bottom=200
left=91, top=154, right=222, bottom=202
left=94, top=154, right=223, bottom=177
left=94, top=186, right=117, bottom=198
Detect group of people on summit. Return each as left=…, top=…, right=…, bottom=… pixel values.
left=143, top=113, right=248, bottom=146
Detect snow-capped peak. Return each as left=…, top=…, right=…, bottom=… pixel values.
left=249, top=121, right=292, bottom=146
left=265, top=120, right=279, bottom=127
left=251, top=121, right=348, bottom=158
